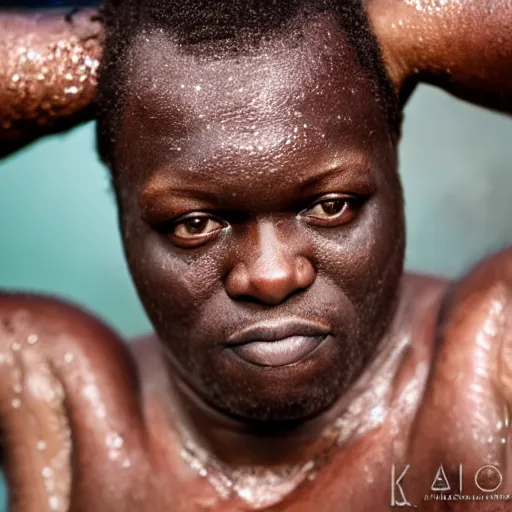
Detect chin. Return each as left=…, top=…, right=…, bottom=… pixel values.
left=214, top=385, right=342, bottom=423
left=198, top=342, right=359, bottom=423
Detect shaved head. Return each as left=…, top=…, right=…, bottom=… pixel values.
left=97, top=0, right=399, bottom=169
left=95, top=0, right=404, bottom=422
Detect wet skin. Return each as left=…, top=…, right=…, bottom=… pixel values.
left=1, top=12, right=512, bottom=512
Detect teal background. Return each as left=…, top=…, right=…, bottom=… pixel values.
left=0, top=85, right=511, bottom=508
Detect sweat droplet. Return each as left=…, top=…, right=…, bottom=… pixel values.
left=42, top=466, right=53, bottom=478
left=48, top=496, right=60, bottom=511
left=27, top=334, right=38, bottom=345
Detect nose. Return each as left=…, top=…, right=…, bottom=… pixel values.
left=225, top=222, right=316, bottom=306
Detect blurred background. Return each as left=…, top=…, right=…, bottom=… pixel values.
left=1, top=1, right=512, bottom=509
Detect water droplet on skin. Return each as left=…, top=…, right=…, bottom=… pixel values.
left=63, top=353, right=74, bottom=364
left=199, top=468, right=208, bottom=477
left=42, top=467, right=53, bottom=478
left=27, top=334, right=38, bottom=345
left=0, top=353, right=13, bottom=365
left=302, top=461, right=314, bottom=472
left=64, top=86, right=78, bottom=95
left=109, top=450, right=120, bottom=461
left=48, top=496, right=60, bottom=511
left=11, top=341, right=21, bottom=352
left=11, top=398, right=21, bottom=408
left=13, top=383, right=22, bottom=393
left=37, top=440, right=47, bottom=451
left=106, top=433, right=124, bottom=449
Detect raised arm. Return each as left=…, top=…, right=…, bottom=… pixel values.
left=367, top=0, right=512, bottom=113
left=0, top=8, right=103, bottom=157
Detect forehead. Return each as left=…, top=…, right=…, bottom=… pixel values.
left=117, top=13, right=390, bottom=192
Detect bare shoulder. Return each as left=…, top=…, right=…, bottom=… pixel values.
left=407, top=248, right=512, bottom=495
left=0, top=293, right=144, bottom=512
left=0, top=292, right=139, bottom=392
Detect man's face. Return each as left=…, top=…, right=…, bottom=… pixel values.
left=116, top=14, right=404, bottom=422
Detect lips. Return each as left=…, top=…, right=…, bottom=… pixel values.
left=227, top=319, right=330, bottom=367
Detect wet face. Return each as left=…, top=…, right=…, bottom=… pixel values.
left=115, top=14, right=404, bottom=422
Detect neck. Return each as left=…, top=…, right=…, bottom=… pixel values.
left=147, top=293, right=415, bottom=508
left=142, top=279, right=434, bottom=507
left=162, top=320, right=409, bottom=471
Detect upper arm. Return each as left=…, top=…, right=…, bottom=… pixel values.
left=0, top=8, right=103, bottom=158
left=0, top=293, right=142, bottom=511
left=367, top=0, right=512, bottom=114
left=406, top=248, right=512, bottom=487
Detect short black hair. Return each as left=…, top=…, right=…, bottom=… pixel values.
left=96, top=0, right=401, bottom=169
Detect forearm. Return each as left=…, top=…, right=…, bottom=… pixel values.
left=369, top=0, right=512, bottom=113
left=0, top=8, right=103, bottom=157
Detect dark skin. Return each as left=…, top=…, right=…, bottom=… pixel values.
left=0, top=2, right=511, bottom=511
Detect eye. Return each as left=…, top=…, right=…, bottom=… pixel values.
left=301, top=195, right=360, bottom=227
left=166, top=213, right=226, bottom=248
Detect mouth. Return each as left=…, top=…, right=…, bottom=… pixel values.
left=227, top=319, right=331, bottom=368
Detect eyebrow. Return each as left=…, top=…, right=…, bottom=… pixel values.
left=298, top=162, right=374, bottom=192
left=139, top=152, right=375, bottom=216
left=139, top=181, right=221, bottom=220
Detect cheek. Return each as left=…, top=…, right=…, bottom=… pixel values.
left=314, top=193, right=404, bottom=302
left=124, top=225, right=223, bottom=326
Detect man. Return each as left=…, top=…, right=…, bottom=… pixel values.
left=0, top=0, right=511, bottom=510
